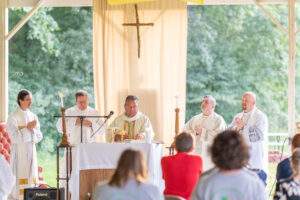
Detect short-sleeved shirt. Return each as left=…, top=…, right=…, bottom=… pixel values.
left=192, top=168, right=266, bottom=200
left=93, top=179, right=163, bottom=200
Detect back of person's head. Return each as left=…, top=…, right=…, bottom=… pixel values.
left=210, top=130, right=249, bottom=170
left=291, top=148, right=300, bottom=176
left=175, top=132, right=194, bottom=153
left=292, top=134, right=300, bottom=150
left=109, top=149, right=147, bottom=187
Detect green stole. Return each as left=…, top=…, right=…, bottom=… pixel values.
left=123, top=121, right=136, bottom=139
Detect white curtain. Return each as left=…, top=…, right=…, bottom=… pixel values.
left=93, top=0, right=187, bottom=145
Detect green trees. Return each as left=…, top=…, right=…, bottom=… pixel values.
left=8, top=5, right=298, bottom=185
left=9, top=7, right=94, bottom=153
left=187, top=5, right=289, bottom=132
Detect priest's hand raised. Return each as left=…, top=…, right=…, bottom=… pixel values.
left=234, top=117, right=245, bottom=131
left=27, top=120, right=37, bottom=130
left=195, top=125, right=203, bottom=136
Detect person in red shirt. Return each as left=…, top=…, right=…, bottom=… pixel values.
left=161, top=132, right=202, bottom=200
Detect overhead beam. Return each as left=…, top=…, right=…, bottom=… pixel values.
left=7, top=0, right=300, bottom=7
left=0, top=0, right=8, bottom=122
left=6, top=0, right=43, bottom=41
left=254, top=0, right=288, bottom=34
left=190, top=0, right=298, bottom=5
left=8, top=0, right=92, bottom=8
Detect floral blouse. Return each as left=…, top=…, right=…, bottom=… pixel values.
left=273, top=177, right=300, bottom=200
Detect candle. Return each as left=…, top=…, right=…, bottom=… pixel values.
left=175, top=94, right=179, bottom=108
left=58, top=92, right=64, bottom=107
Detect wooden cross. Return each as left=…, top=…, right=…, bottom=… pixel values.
left=123, top=4, right=154, bottom=58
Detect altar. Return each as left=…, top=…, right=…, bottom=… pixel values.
left=69, top=142, right=163, bottom=200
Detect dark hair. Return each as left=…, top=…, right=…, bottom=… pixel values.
left=292, top=148, right=300, bottom=176
left=125, top=95, right=139, bottom=103
left=75, top=90, right=88, bottom=101
left=292, top=134, right=300, bottom=149
left=175, top=132, right=194, bottom=153
left=210, top=130, right=249, bottom=170
left=17, top=89, right=31, bottom=106
left=109, top=149, right=147, bottom=187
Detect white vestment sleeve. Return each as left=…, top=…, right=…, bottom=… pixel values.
left=6, top=116, right=22, bottom=144
left=32, top=115, right=43, bottom=143
left=244, top=113, right=268, bottom=142
left=141, top=117, right=154, bottom=140
left=201, top=117, right=226, bottom=141
left=183, top=118, right=194, bottom=133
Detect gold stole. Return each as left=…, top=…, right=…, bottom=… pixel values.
left=124, top=121, right=136, bottom=139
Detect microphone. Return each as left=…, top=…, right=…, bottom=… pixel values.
left=90, top=111, right=114, bottom=138
left=106, top=111, right=114, bottom=119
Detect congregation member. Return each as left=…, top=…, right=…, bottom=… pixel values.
left=274, top=148, right=300, bottom=200
left=229, top=92, right=268, bottom=175
left=108, top=95, right=153, bottom=142
left=56, top=90, right=105, bottom=145
left=183, top=95, right=226, bottom=170
left=192, top=130, right=266, bottom=200
left=93, top=149, right=163, bottom=200
left=276, top=134, right=300, bottom=181
left=161, top=132, right=202, bottom=200
left=7, top=90, right=43, bottom=199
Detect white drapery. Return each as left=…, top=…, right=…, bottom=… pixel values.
left=93, top=0, right=187, bottom=144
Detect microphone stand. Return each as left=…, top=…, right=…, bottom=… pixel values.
left=90, top=115, right=112, bottom=139
left=54, top=115, right=110, bottom=143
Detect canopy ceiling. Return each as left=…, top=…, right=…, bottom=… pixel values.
left=7, top=0, right=298, bottom=7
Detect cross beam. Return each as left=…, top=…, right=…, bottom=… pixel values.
left=123, top=4, right=154, bottom=58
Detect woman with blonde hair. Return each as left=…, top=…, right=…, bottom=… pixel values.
left=93, top=149, right=163, bottom=200
left=274, top=148, right=300, bottom=200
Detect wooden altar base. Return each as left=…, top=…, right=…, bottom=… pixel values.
left=80, top=169, right=115, bottom=200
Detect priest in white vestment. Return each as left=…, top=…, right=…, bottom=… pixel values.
left=183, top=95, right=226, bottom=171
left=56, top=90, right=105, bottom=145
left=229, top=92, right=268, bottom=174
left=108, top=95, right=154, bottom=143
left=6, top=90, right=43, bottom=200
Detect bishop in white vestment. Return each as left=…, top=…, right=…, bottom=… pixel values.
left=56, top=90, right=105, bottom=145
left=183, top=95, right=226, bottom=171
left=6, top=90, right=43, bottom=199
left=229, top=92, right=268, bottom=173
left=108, top=95, right=154, bottom=143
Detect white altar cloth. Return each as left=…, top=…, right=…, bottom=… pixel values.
left=69, top=142, right=163, bottom=200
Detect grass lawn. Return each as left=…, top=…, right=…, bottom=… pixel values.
left=38, top=152, right=56, bottom=187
